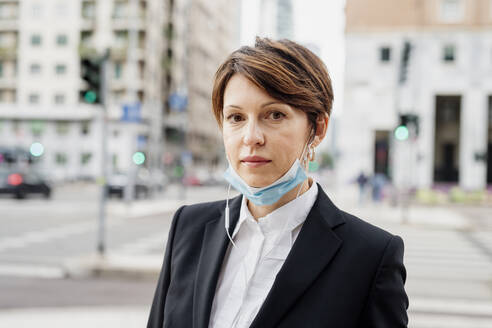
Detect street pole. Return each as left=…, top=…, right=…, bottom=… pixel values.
left=124, top=0, right=140, bottom=204
left=97, top=50, right=110, bottom=256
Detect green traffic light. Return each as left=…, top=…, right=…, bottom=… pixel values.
left=30, top=142, right=44, bottom=157
left=394, top=125, right=409, bottom=141
left=133, top=151, right=146, bottom=165
left=84, top=91, right=97, bottom=103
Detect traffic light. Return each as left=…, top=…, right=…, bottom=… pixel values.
left=394, top=114, right=419, bottom=141
left=132, top=151, right=146, bottom=165
left=394, top=125, right=409, bottom=141
left=399, top=41, right=412, bottom=84
left=81, top=57, right=102, bottom=104
left=30, top=142, right=44, bottom=157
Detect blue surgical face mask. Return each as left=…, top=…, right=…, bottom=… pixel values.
left=222, top=140, right=312, bottom=274
left=223, top=158, right=307, bottom=206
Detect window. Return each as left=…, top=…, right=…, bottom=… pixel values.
left=54, top=93, right=65, bottom=104
left=380, top=47, right=391, bottom=62
left=114, top=31, right=128, bottom=48
left=443, top=44, right=456, bottom=62
left=30, top=120, right=44, bottom=136
left=82, top=1, right=95, bottom=19
left=114, top=62, right=123, bottom=79
left=55, top=64, right=67, bottom=75
left=113, top=1, right=126, bottom=18
left=12, top=119, right=20, bottom=133
left=31, top=4, right=43, bottom=19
left=81, top=152, right=92, bottom=165
left=113, top=90, right=125, bottom=102
left=30, top=63, right=41, bottom=74
left=55, top=153, right=67, bottom=165
left=29, top=93, right=40, bottom=104
left=56, top=121, right=69, bottom=135
left=56, top=34, right=68, bottom=46
left=31, top=34, right=42, bottom=46
left=440, top=0, right=463, bottom=22
left=55, top=2, right=68, bottom=17
left=112, top=154, right=118, bottom=171
left=81, top=121, right=90, bottom=135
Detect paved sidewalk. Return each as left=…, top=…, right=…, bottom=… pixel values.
left=0, top=306, right=148, bottom=328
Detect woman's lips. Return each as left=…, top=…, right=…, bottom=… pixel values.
left=241, top=156, right=271, bottom=167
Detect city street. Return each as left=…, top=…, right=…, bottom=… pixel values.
left=0, top=182, right=491, bottom=327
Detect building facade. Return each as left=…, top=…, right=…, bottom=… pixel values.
left=0, top=0, right=166, bottom=181
left=340, top=0, right=492, bottom=190
left=162, top=0, right=239, bottom=170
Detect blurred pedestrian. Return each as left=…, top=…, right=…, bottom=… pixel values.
left=371, top=173, right=386, bottom=203
left=356, top=171, right=369, bottom=205
left=148, top=37, right=408, bottom=328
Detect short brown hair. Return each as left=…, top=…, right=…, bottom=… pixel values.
left=212, top=37, right=333, bottom=137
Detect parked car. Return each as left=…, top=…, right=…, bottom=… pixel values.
left=0, top=168, right=51, bottom=199
left=106, top=170, right=151, bottom=199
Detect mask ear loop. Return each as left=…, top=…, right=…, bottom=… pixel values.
left=269, top=139, right=311, bottom=256
left=224, top=182, right=249, bottom=307
left=225, top=183, right=238, bottom=249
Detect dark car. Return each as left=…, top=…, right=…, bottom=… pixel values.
left=0, top=168, right=51, bottom=199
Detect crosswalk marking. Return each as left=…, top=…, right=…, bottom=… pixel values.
left=410, top=314, right=492, bottom=328
left=0, top=218, right=126, bottom=252
left=387, top=223, right=492, bottom=327
left=0, top=263, right=65, bottom=279
left=114, top=233, right=167, bottom=255
left=411, top=297, right=492, bottom=318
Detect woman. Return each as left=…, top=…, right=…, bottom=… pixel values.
left=148, top=38, right=408, bottom=328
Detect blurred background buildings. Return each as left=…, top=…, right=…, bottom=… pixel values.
left=340, top=0, right=492, bottom=192
left=1, top=0, right=492, bottom=195
left=0, top=0, right=238, bottom=183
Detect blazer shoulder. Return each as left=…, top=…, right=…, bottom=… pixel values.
left=176, top=198, right=227, bottom=226
left=337, top=209, right=399, bottom=251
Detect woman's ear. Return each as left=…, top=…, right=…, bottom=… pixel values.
left=312, top=113, right=329, bottom=147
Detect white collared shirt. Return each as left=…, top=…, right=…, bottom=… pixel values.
left=208, top=180, right=319, bottom=328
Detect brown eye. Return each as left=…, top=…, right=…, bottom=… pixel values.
left=269, top=111, right=285, bottom=120
left=226, top=114, right=243, bottom=123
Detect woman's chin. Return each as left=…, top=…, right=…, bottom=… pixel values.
left=240, top=174, right=275, bottom=188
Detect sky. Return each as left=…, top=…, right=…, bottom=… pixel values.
left=240, top=0, right=346, bottom=119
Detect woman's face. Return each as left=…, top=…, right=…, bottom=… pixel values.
left=222, top=74, right=312, bottom=188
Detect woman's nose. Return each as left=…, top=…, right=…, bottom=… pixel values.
left=242, top=121, right=264, bottom=146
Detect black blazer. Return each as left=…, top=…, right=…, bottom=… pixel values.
left=148, top=184, right=409, bottom=328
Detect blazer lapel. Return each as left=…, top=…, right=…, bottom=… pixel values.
left=250, top=185, right=346, bottom=328
left=193, top=195, right=242, bottom=328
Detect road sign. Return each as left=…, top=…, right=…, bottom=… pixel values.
left=121, top=102, right=141, bottom=122
left=169, top=93, right=188, bottom=112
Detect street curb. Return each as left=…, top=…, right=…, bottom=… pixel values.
left=63, top=254, right=162, bottom=280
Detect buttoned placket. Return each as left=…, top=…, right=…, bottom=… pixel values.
left=234, top=223, right=291, bottom=327
left=215, top=218, right=266, bottom=327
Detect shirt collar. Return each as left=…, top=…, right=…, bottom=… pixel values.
left=231, top=179, right=319, bottom=240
